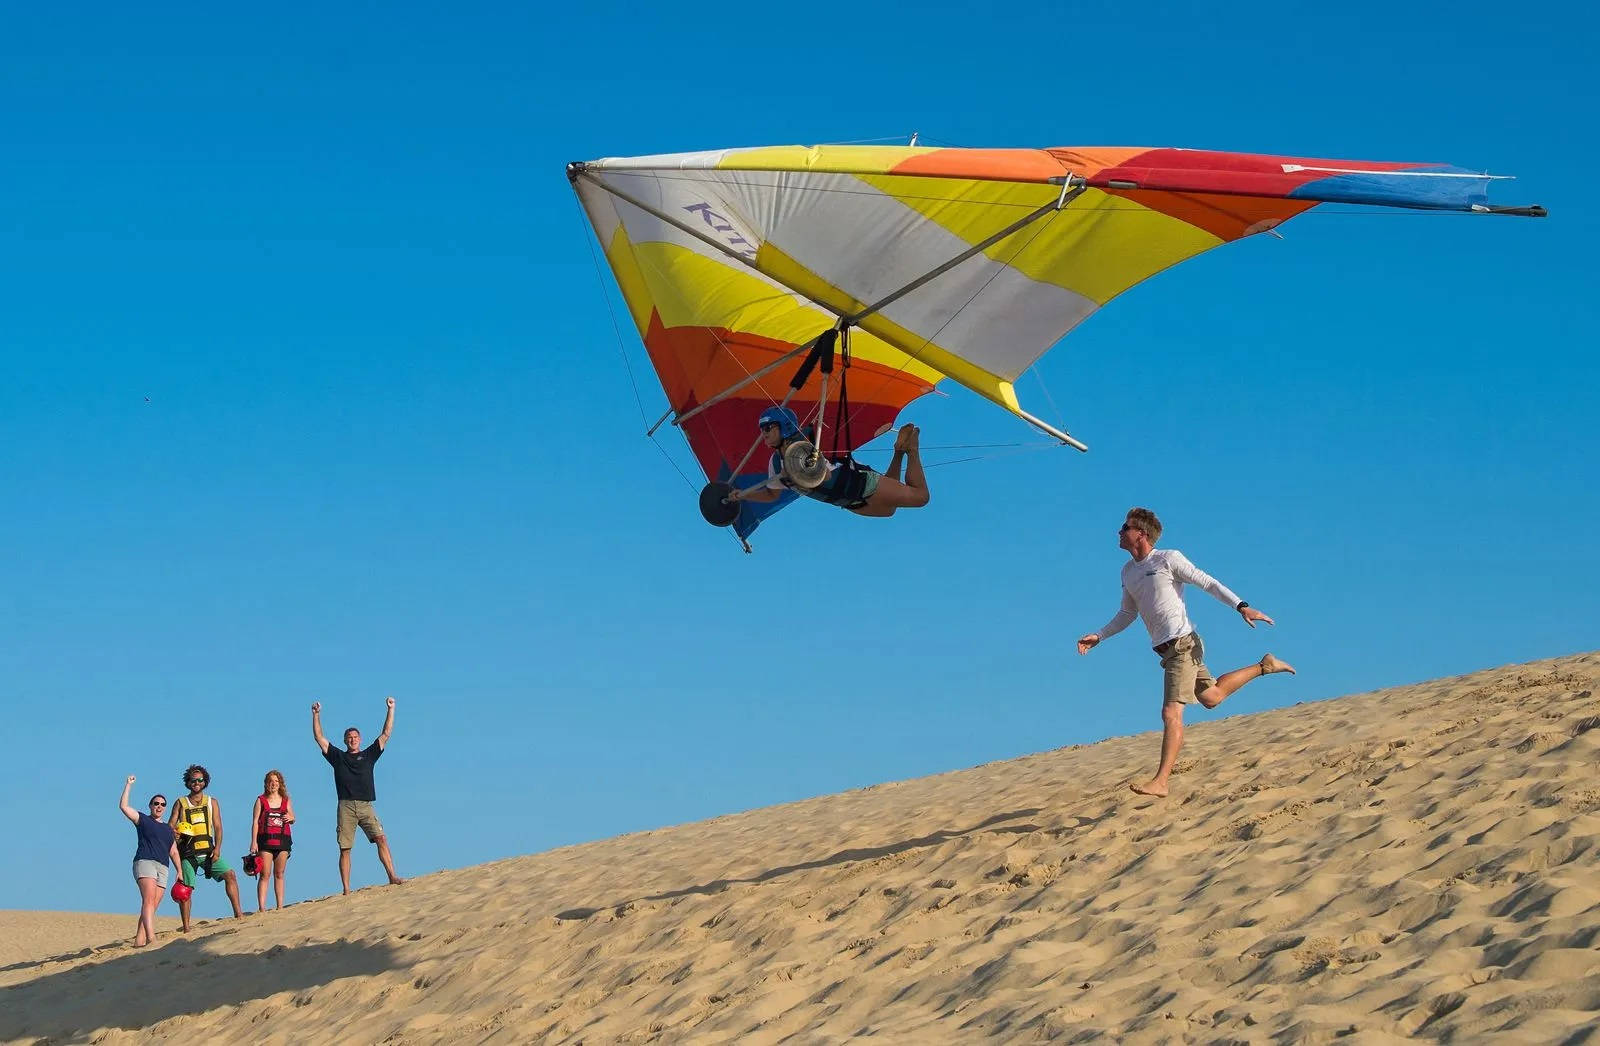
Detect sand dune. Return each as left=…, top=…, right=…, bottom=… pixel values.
left=4, top=653, right=1597, bottom=1043
left=0, top=912, right=180, bottom=970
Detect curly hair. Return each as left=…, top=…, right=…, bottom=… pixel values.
left=183, top=764, right=210, bottom=787
left=1125, top=507, right=1163, bottom=543
left=262, top=769, right=289, bottom=800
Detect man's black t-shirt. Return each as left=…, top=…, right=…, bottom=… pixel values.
left=323, top=741, right=384, bottom=801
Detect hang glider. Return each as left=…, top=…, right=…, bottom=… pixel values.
left=569, top=143, right=1544, bottom=548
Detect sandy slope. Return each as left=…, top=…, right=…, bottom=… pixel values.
left=0, top=912, right=179, bottom=970
left=3, top=653, right=1596, bottom=1044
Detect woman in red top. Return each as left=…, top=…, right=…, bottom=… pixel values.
left=249, top=770, right=296, bottom=911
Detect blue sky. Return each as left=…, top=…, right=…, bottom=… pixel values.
left=3, top=2, right=1594, bottom=918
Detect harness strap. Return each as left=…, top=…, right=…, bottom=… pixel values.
left=831, top=326, right=855, bottom=465
left=803, top=460, right=874, bottom=508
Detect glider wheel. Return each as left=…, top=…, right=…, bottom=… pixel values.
left=782, top=441, right=829, bottom=489
left=699, top=482, right=741, bottom=527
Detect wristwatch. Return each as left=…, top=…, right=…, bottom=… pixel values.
left=1236, top=601, right=1249, bottom=611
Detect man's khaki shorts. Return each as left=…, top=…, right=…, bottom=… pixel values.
left=1156, top=632, right=1216, bottom=705
left=337, top=800, right=385, bottom=848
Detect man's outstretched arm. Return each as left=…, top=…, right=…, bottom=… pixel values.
left=727, top=484, right=781, bottom=504
left=1168, top=552, right=1274, bottom=627
left=377, top=696, right=395, bottom=749
left=311, top=701, right=330, bottom=754
left=1079, top=589, right=1136, bottom=654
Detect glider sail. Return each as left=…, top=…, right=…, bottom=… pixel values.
left=570, top=144, right=1542, bottom=541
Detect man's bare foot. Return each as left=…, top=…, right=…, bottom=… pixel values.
left=341, top=887, right=351, bottom=896
left=1130, top=779, right=1169, bottom=798
left=893, top=423, right=916, bottom=452
left=387, top=876, right=406, bottom=886
left=1260, top=653, right=1296, bottom=676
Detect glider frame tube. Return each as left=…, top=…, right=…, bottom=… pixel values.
left=1018, top=409, right=1088, bottom=452
left=672, top=338, right=818, bottom=431
left=841, top=181, right=1085, bottom=326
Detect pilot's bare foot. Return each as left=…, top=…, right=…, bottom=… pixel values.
left=1130, top=779, right=1169, bottom=798
left=893, top=423, right=916, bottom=452
left=1260, top=653, right=1296, bottom=676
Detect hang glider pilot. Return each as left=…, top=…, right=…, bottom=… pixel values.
left=728, top=407, right=931, bottom=517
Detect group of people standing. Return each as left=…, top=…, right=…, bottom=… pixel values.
left=117, top=697, right=404, bottom=946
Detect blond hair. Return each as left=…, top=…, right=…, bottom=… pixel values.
left=1125, top=507, right=1163, bottom=543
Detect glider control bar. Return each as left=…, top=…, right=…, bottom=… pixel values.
left=722, top=327, right=842, bottom=482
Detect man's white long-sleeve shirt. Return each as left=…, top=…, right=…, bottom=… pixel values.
left=1096, top=548, right=1243, bottom=649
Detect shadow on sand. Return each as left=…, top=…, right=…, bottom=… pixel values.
left=1, top=932, right=407, bottom=1041
left=555, top=807, right=1045, bottom=921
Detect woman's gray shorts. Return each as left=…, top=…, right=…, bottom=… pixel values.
left=133, top=860, right=170, bottom=888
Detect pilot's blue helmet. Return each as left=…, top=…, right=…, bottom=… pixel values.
left=757, top=406, right=802, bottom=441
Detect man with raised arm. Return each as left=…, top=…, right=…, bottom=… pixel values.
left=1078, top=507, right=1296, bottom=798
left=312, top=697, right=404, bottom=893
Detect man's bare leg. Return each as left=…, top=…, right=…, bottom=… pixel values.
left=375, top=836, right=405, bottom=885
left=339, top=848, right=352, bottom=894
left=851, top=426, right=929, bottom=517
left=1198, top=653, right=1296, bottom=709
left=224, top=872, right=243, bottom=918
left=900, top=425, right=926, bottom=500
left=1132, top=702, right=1185, bottom=797
left=884, top=424, right=911, bottom=481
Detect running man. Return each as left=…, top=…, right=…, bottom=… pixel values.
left=1078, top=507, right=1296, bottom=798
left=727, top=407, right=930, bottom=517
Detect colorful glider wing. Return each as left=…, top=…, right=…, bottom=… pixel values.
left=570, top=144, right=1541, bottom=540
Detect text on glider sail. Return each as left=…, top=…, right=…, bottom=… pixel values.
left=683, top=202, right=757, bottom=257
